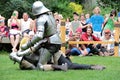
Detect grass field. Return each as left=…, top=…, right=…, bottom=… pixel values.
left=0, top=51, right=120, bottom=80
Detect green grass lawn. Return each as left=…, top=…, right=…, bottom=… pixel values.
left=0, top=51, right=120, bottom=80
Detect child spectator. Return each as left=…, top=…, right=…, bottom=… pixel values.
left=65, top=18, right=71, bottom=36
left=85, top=13, right=90, bottom=24
left=79, top=13, right=90, bottom=33
left=118, top=12, right=120, bottom=22
left=55, top=19, right=61, bottom=34
left=0, top=15, right=9, bottom=42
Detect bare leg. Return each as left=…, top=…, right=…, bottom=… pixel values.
left=0, top=36, right=2, bottom=42
left=13, top=34, right=20, bottom=52
left=10, top=35, right=15, bottom=51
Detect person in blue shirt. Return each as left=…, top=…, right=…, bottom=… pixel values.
left=90, top=6, right=104, bottom=38
left=85, top=13, right=90, bottom=24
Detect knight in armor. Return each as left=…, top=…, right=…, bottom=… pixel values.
left=10, top=1, right=67, bottom=71
left=9, top=1, right=106, bottom=71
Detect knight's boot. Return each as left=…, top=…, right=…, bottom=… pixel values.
left=9, top=52, right=22, bottom=63
left=51, top=63, right=68, bottom=71
left=91, top=65, right=106, bottom=70
left=37, top=48, right=52, bottom=70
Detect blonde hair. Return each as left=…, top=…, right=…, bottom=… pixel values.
left=93, top=6, right=101, bottom=14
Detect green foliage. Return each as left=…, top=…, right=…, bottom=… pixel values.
left=0, top=0, right=119, bottom=21
left=69, top=2, right=83, bottom=14
left=100, top=7, right=113, bottom=16
left=97, top=0, right=120, bottom=11
left=48, top=0, right=74, bottom=19
left=0, top=0, right=33, bottom=19
left=0, top=0, right=75, bottom=20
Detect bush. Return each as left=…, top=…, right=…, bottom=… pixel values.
left=69, top=2, right=83, bottom=15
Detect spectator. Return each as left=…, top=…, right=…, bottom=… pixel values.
left=65, top=18, right=71, bottom=40
left=7, top=10, right=20, bottom=52
left=85, top=13, right=91, bottom=24
left=90, top=6, right=104, bottom=38
left=66, top=27, right=90, bottom=56
left=69, top=12, right=80, bottom=37
left=65, top=18, right=71, bottom=36
left=0, top=15, right=9, bottom=42
left=118, top=12, right=120, bottom=22
left=103, top=10, right=118, bottom=34
left=101, top=29, right=114, bottom=56
left=54, top=12, right=59, bottom=20
left=20, top=12, right=34, bottom=37
left=58, top=14, right=63, bottom=24
left=81, top=26, right=105, bottom=56
left=55, top=19, right=61, bottom=34
left=54, top=12, right=63, bottom=24
left=79, top=13, right=90, bottom=33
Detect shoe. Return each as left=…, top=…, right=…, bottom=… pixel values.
left=88, top=53, right=93, bottom=56
left=91, top=65, right=106, bottom=70
left=99, top=52, right=105, bottom=56
left=79, top=54, right=83, bottom=57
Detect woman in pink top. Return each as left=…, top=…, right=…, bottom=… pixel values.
left=8, top=10, right=20, bottom=52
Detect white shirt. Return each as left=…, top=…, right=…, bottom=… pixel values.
left=20, top=18, right=32, bottom=32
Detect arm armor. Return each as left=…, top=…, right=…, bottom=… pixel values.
left=21, top=17, right=46, bottom=50
left=17, top=39, right=47, bottom=57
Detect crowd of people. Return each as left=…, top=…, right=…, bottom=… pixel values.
left=0, top=10, right=35, bottom=52
left=55, top=7, right=120, bottom=57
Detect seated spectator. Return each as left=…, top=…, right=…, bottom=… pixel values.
left=0, top=15, right=9, bottom=42
left=81, top=26, right=108, bottom=56
left=66, top=27, right=90, bottom=56
left=20, top=12, right=34, bottom=37
left=101, top=29, right=114, bottom=56
left=7, top=10, right=20, bottom=52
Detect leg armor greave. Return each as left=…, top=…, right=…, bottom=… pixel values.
left=53, top=51, right=62, bottom=64
left=37, top=48, right=52, bottom=70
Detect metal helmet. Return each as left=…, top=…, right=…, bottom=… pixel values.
left=32, top=1, right=50, bottom=15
